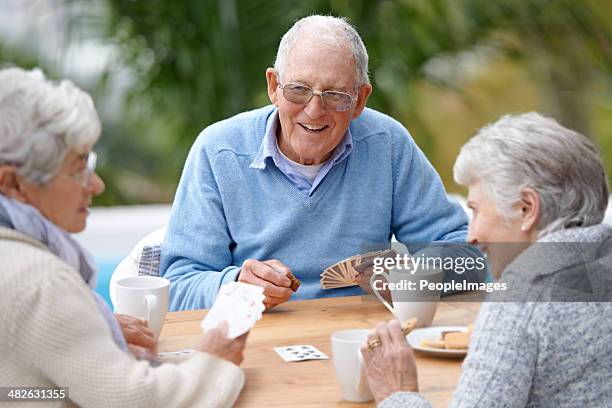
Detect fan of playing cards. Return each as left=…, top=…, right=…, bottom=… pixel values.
left=200, top=282, right=265, bottom=338
left=320, top=249, right=395, bottom=289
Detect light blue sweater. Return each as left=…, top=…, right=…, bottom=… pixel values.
left=161, top=105, right=480, bottom=310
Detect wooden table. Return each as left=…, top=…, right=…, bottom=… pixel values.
left=159, top=295, right=480, bottom=407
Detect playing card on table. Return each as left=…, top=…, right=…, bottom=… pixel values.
left=201, top=282, right=265, bottom=339
left=273, top=345, right=330, bottom=362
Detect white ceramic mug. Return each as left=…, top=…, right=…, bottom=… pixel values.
left=331, top=329, right=373, bottom=403
left=370, top=266, right=442, bottom=327
left=114, top=276, right=170, bottom=340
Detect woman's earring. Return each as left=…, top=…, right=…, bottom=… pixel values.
left=521, top=225, right=527, bottom=232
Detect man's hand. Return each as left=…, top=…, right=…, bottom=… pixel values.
left=114, top=313, right=157, bottom=353
left=238, top=259, right=294, bottom=309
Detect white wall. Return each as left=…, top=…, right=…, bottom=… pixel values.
left=74, top=205, right=171, bottom=259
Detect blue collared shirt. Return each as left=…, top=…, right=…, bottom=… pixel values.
left=162, top=105, right=476, bottom=311
left=250, top=109, right=353, bottom=195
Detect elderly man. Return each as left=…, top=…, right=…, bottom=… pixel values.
left=161, top=15, right=485, bottom=311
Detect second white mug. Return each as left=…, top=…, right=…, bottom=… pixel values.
left=114, top=276, right=170, bottom=340
left=331, top=329, right=373, bottom=402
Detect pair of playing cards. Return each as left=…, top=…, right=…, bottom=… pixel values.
left=201, top=281, right=265, bottom=338
left=273, top=345, right=329, bottom=362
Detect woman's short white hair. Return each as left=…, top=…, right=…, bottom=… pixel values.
left=454, top=112, right=609, bottom=237
left=0, top=67, right=101, bottom=184
left=273, top=15, right=370, bottom=88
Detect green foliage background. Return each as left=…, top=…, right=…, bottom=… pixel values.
left=2, top=0, right=611, bottom=205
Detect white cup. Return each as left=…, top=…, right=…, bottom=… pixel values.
left=114, top=276, right=170, bottom=340
left=331, top=329, right=373, bottom=402
left=370, top=267, right=441, bottom=327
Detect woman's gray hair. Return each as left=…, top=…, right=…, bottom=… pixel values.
left=273, top=15, right=370, bottom=88
left=454, top=112, right=609, bottom=237
left=0, top=67, right=101, bottom=184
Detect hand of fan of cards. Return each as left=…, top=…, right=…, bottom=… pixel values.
left=320, top=249, right=397, bottom=289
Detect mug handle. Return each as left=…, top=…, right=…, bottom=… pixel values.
left=369, top=273, right=394, bottom=314
left=356, top=349, right=369, bottom=394
left=144, top=294, right=158, bottom=326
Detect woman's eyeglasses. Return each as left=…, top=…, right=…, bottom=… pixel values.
left=66, top=151, right=97, bottom=187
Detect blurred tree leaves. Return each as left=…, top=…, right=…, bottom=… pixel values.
left=52, top=0, right=611, bottom=203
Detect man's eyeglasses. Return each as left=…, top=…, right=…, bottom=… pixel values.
left=278, top=82, right=357, bottom=112
left=67, top=151, right=97, bottom=187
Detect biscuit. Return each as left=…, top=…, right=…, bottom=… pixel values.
left=401, top=318, right=418, bottom=335
left=441, top=330, right=461, bottom=339
left=443, top=332, right=469, bottom=349
left=420, top=338, right=446, bottom=349
left=287, top=271, right=301, bottom=291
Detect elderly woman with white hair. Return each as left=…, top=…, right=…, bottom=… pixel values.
left=0, top=67, right=248, bottom=407
left=361, top=113, right=611, bottom=407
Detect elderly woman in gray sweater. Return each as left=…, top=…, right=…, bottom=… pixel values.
left=362, top=113, right=611, bottom=407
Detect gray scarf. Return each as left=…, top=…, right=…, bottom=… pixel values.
left=0, top=194, right=128, bottom=351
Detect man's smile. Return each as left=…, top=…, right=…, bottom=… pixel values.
left=299, top=122, right=329, bottom=133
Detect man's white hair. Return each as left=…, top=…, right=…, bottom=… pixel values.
left=273, top=15, right=370, bottom=88
left=454, top=112, right=609, bottom=237
left=0, top=67, right=101, bottom=184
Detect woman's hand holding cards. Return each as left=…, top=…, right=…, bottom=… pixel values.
left=195, top=321, right=249, bottom=366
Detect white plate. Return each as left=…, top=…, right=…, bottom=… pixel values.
left=406, top=326, right=468, bottom=359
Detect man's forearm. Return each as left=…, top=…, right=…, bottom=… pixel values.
left=164, top=264, right=241, bottom=310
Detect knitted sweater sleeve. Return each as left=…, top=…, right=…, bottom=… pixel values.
left=8, top=262, right=245, bottom=408
left=379, top=392, right=432, bottom=408
left=390, top=124, right=468, bottom=244
left=378, top=302, right=536, bottom=408
left=389, top=125, right=486, bottom=288
left=160, top=131, right=242, bottom=310
left=446, top=302, right=536, bottom=407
